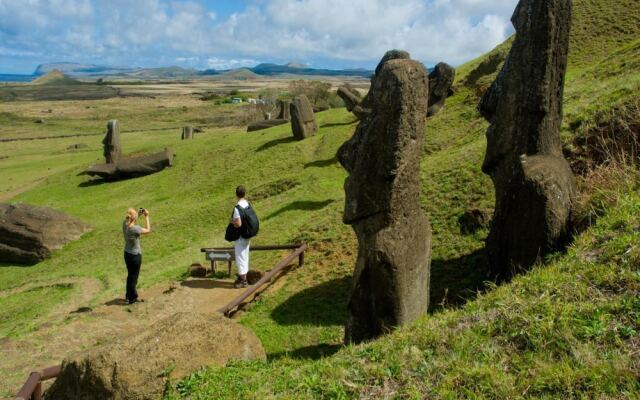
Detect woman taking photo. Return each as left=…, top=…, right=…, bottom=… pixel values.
left=123, top=208, right=151, bottom=304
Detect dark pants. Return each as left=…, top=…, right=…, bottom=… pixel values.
left=124, top=251, right=142, bottom=302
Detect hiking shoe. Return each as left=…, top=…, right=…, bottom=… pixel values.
left=234, top=279, right=248, bottom=289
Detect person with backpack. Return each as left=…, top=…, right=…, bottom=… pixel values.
left=228, top=185, right=259, bottom=288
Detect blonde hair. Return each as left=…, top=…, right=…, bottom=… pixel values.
left=125, top=208, right=138, bottom=225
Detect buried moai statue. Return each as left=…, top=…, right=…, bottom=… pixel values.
left=338, top=50, right=432, bottom=344
left=181, top=126, right=194, bottom=140
left=337, top=84, right=364, bottom=118
left=427, top=62, right=455, bottom=117
left=290, top=95, right=318, bottom=140
left=478, top=0, right=576, bottom=279
left=102, top=119, right=121, bottom=163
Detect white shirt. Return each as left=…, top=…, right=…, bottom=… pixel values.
left=232, top=199, right=249, bottom=220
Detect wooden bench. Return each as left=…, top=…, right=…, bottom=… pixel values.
left=205, top=250, right=234, bottom=277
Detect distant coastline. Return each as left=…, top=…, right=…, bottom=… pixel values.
left=0, top=74, right=34, bottom=83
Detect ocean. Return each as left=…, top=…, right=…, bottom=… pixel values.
left=0, top=74, right=34, bottom=83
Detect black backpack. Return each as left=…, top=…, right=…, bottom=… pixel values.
left=236, top=203, right=259, bottom=239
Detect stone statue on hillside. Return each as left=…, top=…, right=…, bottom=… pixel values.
left=246, top=100, right=291, bottom=132
left=427, top=62, right=455, bottom=117
left=478, top=0, right=576, bottom=279
left=102, top=119, right=121, bottom=164
left=337, top=84, right=374, bottom=120
left=181, top=126, right=194, bottom=140
left=290, top=95, right=318, bottom=140
left=276, top=99, right=291, bottom=120
left=338, top=50, right=432, bottom=344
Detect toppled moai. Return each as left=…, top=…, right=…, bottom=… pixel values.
left=290, top=95, right=318, bottom=140
left=246, top=100, right=291, bottom=132
left=181, top=126, right=194, bottom=140
left=0, top=203, right=91, bottom=264
left=85, top=148, right=174, bottom=180
left=102, top=119, right=121, bottom=163
left=338, top=50, right=432, bottom=344
left=427, top=62, right=455, bottom=117
left=478, top=0, right=576, bottom=279
left=85, top=120, right=174, bottom=181
left=337, top=84, right=362, bottom=114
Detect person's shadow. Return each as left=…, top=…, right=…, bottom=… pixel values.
left=105, top=298, right=128, bottom=306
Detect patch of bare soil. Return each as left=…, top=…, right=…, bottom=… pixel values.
left=0, top=277, right=245, bottom=397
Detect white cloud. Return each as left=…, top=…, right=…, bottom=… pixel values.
left=0, top=0, right=519, bottom=73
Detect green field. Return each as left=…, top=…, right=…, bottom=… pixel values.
left=0, top=0, right=639, bottom=397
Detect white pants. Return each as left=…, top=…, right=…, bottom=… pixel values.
left=234, top=237, right=250, bottom=276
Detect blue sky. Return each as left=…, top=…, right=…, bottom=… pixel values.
left=0, top=0, right=519, bottom=74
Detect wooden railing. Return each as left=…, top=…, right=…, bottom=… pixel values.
left=15, top=365, right=61, bottom=400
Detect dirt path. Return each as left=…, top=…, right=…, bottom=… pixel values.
left=0, top=277, right=246, bottom=398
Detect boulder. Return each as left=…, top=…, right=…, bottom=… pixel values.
left=427, top=62, right=455, bottom=117
left=337, top=50, right=432, bottom=344
left=85, top=149, right=174, bottom=180
left=246, top=119, right=288, bottom=132
left=478, top=0, right=576, bottom=279
left=181, top=126, right=194, bottom=140
left=290, top=95, right=318, bottom=140
left=46, top=312, right=266, bottom=400
left=189, top=263, right=207, bottom=277
left=0, top=203, right=91, bottom=264
left=246, top=269, right=263, bottom=284
left=458, top=208, right=493, bottom=235
left=102, top=120, right=121, bottom=164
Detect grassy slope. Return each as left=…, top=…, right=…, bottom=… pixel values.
left=168, top=0, right=640, bottom=398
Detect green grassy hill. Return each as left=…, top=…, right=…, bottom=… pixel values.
left=0, top=0, right=638, bottom=397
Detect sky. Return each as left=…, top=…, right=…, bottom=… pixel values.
left=0, top=0, right=519, bottom=74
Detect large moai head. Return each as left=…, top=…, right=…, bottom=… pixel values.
left=478, top=0, right=576, bottom=278
left=102, top=119, right=121, bottom=164
left=337, top=50, right=432, bottom=344
left=290, top=95, right=318, bottom=140
left=427, top=62, right=456, bottom=117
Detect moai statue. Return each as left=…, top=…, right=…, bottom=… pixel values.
left=337, top=85, right=362, bottom=113
left=427, top=62, right=455, bottom=117
left=277, top=99, right=291, bottom=120
left=338, top=50, right=432, bottom=344
left=102, top=120, right=121, bottom=164
left=290, top=95, right=318, bottom=140
left=478, top=0, right=576, bottom=279
left=181, top=126, right=194, bottom=140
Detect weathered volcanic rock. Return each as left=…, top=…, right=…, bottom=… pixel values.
left=246, top=119, right=288, bottom=132
left=246, top=269, right=263, bottom=284
left=337, top=50, right=432, bottom=344
left=427, top=62, right=455, bottom=116
left=0, top=203, right=91, bottom=264
left=181, top=126, right=194, bottom=140
left=459, top=207, right=493, bottom=235
left=290, top=95, right=318, bottom=140
left=46, top=312, right=266, bottom=400
left=102, top=120, right=121, bottom=164
left=189, top=263, right=207, bottom=277
left=85, top=148, right=174, bottom=180
left=478, top=0, right=576, bottom=278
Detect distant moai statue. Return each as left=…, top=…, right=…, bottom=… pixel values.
left=478, top=0, right=576, bottom=279
left=290, top=95, right=318, bottom=140
left=277, top=99, right=291, bottom=120
left=338, top=50, right=432, bottom=344
left=102, top=120, right=121, bottom=164
left=181, top=126, right=194, bottom=140
left=427, top=62, right=455, bottom=117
